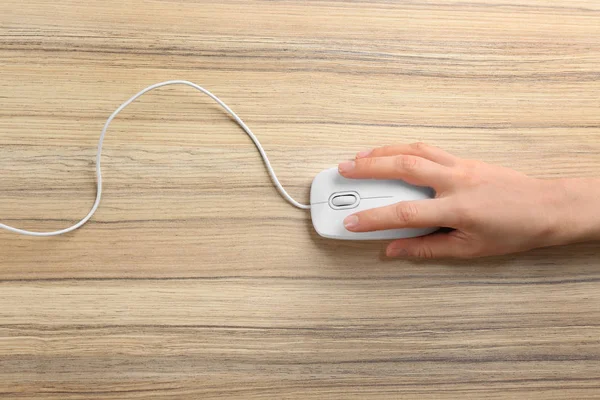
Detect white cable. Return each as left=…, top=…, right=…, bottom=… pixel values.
left=0, top=80, right=310, bottom=237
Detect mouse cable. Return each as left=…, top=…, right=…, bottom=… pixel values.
left=0, top=80, right=311, bottom=237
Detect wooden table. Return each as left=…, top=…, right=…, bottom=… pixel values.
left=1, top=1, right=600, bottom=398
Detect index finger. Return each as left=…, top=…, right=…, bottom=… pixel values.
left=358, top=143, right=458, bottom=167
left=339, top=155, right=454, bottom=190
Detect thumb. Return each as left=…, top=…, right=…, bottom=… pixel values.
left=386, top=232, right=471, bottom=259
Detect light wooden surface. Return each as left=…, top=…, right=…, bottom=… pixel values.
left=1, top=1, right=600, bottom=398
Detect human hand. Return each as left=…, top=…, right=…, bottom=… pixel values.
left=338, top=143, right=600, bottom=259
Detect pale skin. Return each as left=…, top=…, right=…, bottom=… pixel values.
left=338, top=143, right=600, bottom=259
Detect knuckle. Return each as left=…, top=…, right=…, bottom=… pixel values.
left=414, top=245, right=435, bottom=259
left=409, top=142, right=428, bottom=152
left=370, top=146, right=387, bottom=156
left=455, top=164, right=481, bottom=186
left=395, top=155, right=419, bottom=171
left=461, top=159, right=483, bottom=173
left=450, top=199, right=475, bottom=228
left=450, top=232, right=482, bottom=259
left=394, top=202, right=419, bottom=225
left=358, top=156, right=376, bottom=170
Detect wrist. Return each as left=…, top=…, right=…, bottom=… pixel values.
left=547, top=178, right=600, bottom=246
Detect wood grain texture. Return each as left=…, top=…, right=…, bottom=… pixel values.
left=1, top=0, right=600, bottom=398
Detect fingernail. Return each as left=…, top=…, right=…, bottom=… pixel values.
left=338, top=161, right=355, bottom=173
left=344, top=215, right=359, bottom=230
left=387, top=247, right=409, bottom=257
left=356, top=149, right=372, bottom=158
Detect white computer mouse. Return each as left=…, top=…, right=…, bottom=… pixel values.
left=310, top=167, right=438, bottom=240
